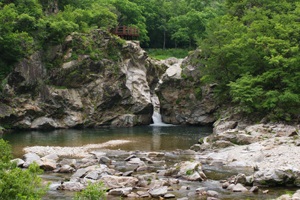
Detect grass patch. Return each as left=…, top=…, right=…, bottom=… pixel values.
left=146, top=48, right=189, bottom=60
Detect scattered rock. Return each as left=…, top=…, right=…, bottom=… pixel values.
left=108, top=187, right=133, bottom=197
left=149, top=186, right=168, bottom=197
left=249, top=186, right=259, bottom=193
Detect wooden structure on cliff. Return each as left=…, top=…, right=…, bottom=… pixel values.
left=111, top=26, right=139, bottom=40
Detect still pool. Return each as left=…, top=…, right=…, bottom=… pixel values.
left=1, top=125, right=213, bottom=157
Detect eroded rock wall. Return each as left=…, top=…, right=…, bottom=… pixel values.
left=0, top=30, right=166, bottom=129
left=156, top=50, right=218, bottom=125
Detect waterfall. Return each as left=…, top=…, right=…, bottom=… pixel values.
left=151, top=94, right=164, bottom=125
left=150, top=57, right=183, bottom=126
left=150, top=94, right=173, bottom=126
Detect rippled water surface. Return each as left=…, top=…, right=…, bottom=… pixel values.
left=2, top=125, right=213, bottom=157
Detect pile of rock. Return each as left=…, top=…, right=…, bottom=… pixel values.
left=13, top=149, right=214, bottom=199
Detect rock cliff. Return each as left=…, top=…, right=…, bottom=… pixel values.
left=0, top=31, right=216, bottom=130
left=157, top=50, right=217, bottom=125
left=0, top=30, right=160, bottom=129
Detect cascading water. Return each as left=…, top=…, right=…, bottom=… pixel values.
left=150, top=58, right=183, bottom=126
left=150, top=94, right=167, bottom=126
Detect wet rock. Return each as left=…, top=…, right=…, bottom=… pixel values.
left=231, top=183, right=248, bottom=192
left=40, top=158, right=57, bottom=171
left=11, top=158, right=25, bottom=167
left=99, top=156, right=112, bottom=165
left=249, top=186, right=259, bottom=193
left=148, top=152, right=165, bottom=157
left=123, top=171, right=134, bottom=176
left=137, top=191, right=150, bottom=198
left=108, top=187, right=133, bottom=197
left=164, top=193, right=175, bottom=199
left=214, top=121, right=238, bottom=134
left=42, top=153, right=59, bottom=161
left=100, top=175, right=138, bottom=189
left=235, top=173, right=247, bottom=185
left=180, top=186, right=190, bottom=191
left=207, top=190, right=219, bottom=197
left=196, top=187, right=207, bottom=194
left=58, top=181, right=84, bottom=191
left=127, top=192, right=140, bottom=198
left=60, top=158, right=77, bottom=167
left=59, top=165, right=75, bottom=173
left=140, top=156, right=153, bottom=163
left=128, top=157, right=145, bottom=166
left=125, top=155, right=136, bottom=161
left=177, top=161, right=207, bottom=181
left=136, top=166, right=148, bottom=172
left=190, top=144, right=203, bottom=152
left=70, top=168, right=88, bottom=181
left=23, top=152, right=42, bottom=167
left=222, top=181, right=230, bottom=189
left=149, top=186, right=168, bottom=197
left=85, top=171, right=99, bottom=180
left=213, top=140, right=235, bottom=148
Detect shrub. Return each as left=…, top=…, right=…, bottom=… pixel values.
left=74, top=181, right=107, bottom=200
left=0, top=139, right=48, bottom=200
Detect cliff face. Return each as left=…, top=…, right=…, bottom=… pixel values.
left=0, top=30, right=165, bottom=129
left=0, top=31, right=216, bottom=130
left=156, top=50, right=218, bottom=125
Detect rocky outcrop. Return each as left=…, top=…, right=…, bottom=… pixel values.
left=193, top=121, right=300, bottom=188
left=156, top=50, right=217, bottom=125
left=0, top=30, right=169, bottom=129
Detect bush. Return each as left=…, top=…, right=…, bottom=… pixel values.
left=0, top=139, right=48, bottom=200
left=74, top=181, right=106, bottom=200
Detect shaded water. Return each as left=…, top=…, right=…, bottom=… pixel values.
left=1, top=125, right=212, bottom=157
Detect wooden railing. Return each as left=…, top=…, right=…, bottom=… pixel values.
left=111, top=26, right=139, bottom=39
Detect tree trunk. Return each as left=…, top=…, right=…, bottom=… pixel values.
left=163, top=30, right=166, bottom=50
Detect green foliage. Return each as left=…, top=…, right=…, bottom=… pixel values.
left=199, top=0, right=300, bottom=120
left=74, top=181, right=106, bottom=200
left=0, top=139, right=12, bottom=165
left=147, top=48, right=189, bottom=60
left=0, top=139, right=48, bottom=200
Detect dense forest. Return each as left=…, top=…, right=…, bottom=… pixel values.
left=0, top=0, right=299, bottom=121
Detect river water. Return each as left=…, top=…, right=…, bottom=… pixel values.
left=1, top=125, right=212, bottom=157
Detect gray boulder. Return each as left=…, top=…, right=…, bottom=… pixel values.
left=149, top=186, right=168, bottom=198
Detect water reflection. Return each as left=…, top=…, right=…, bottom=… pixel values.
left=1, top=126, right=212, bottom=157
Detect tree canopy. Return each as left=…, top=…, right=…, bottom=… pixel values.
left=199, top=0, right=300, bottom=121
